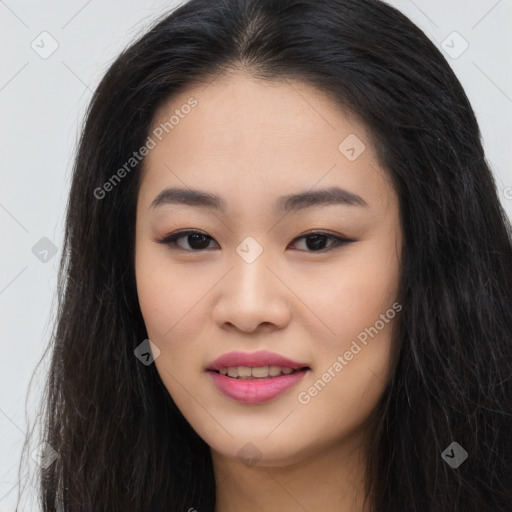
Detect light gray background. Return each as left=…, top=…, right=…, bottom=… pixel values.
left=1, top=0, right=511, bottom=510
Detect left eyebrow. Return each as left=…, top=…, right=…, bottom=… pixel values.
left=149, top=186, right=368, bottom=213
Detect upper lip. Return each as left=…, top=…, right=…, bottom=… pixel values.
left=207, top=350, right=309, bottom=371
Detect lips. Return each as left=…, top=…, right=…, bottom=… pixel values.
left=206, top=350, right=310, bottom=404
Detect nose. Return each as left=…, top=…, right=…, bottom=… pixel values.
left=212, top=252, right=292, bottom=334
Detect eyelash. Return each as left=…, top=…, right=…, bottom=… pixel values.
left=155, top=229, right=355, bottom=253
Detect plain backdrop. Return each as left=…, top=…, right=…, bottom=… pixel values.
left=1, top=0, right=511, bottom=510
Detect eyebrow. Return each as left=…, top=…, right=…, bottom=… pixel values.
left=149, top=186, right=368, bottom=213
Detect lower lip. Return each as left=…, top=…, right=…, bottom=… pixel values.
left=207, top=369, right=309, bottom=404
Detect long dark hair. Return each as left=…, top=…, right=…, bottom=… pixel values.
left=17, top=0, right=512, bottom=510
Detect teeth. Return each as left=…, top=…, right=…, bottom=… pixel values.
left=251, top=366, right=269, bottom=378
left=218, top=365, right=299, bottom=379
left=268, top=365, right=282, bottom=377
left=238, top=366, right=252, bottom=378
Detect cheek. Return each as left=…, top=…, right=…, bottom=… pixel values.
left=135, top=242, right=214, bottom=381
left=293, top=233, right=400, bottom=426
left=135, top=242, right=199, bottom=339
left=293, top=258, right=399, bottom=446
left=135, top=256, right=175, bottom=340
left=305, top=237, right=400, bottom=352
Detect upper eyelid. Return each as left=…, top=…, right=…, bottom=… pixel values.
left=160, top=228, right=348, bottom=240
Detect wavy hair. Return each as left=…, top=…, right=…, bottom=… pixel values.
left=17, top=0, right=512, bottom=510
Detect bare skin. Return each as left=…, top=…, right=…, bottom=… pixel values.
left=135, top=69, right=402, bottom=512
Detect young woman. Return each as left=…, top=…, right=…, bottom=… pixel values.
left=19, top=0, right=512, bottom=510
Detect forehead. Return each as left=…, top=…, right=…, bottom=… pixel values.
left=139, top=71, right=394, bottom=214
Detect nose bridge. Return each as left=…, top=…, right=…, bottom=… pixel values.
left=210, top=234, right=292, bottom=332
left=231, top=235, right=274, bottom=300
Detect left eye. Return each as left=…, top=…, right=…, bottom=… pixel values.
left=156, top=230, right=354, bottom=252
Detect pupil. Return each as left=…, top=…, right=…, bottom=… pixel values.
left=189, top=234, right=210, bottom=249
left=306, top=235, right=327, bottom=250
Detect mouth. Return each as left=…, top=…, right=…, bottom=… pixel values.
left=206, top=365, right=311, bottom=404
left=206, top=351, right=311, bottom=403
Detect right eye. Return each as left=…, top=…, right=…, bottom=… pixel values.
left=155, top=230, right=220, bottom=251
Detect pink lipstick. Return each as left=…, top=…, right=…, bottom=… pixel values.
left=206, top=350, right=310, bottom=404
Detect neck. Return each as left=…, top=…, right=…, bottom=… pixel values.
left=212, top=429, right=372, bottom=512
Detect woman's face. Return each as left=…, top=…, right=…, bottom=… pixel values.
left=135, top=71, right=402, bottom=467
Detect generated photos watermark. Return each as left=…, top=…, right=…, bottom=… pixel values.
left=297, top=301, right=402, bottom=404
left=94, top=97, right=198, bottom=200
